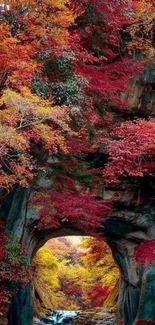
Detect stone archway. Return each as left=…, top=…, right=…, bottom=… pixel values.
left=1, top=187, right=155, bottom=325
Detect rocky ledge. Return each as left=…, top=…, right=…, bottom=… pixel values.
left=73, top=308, right=116, bottom=325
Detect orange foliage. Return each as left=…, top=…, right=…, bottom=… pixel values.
left=0, top=0, right=76, bottom=88
left=0, top=88, right=73, bottom=188
left=128, top=0, right=155, bottom=57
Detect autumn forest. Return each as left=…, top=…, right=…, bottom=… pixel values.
left=0, top=0, right=155, bottom=324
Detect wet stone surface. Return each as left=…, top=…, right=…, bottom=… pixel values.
left=33, top=310, right=80, bottom=325
left=73, top=308, right=116, bottom=325
left=33, top=308, right=116, bottom=325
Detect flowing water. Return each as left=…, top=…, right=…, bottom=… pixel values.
left=34, top=310, right=81, bottom=325
left=33, top=308, right=116, bottom=325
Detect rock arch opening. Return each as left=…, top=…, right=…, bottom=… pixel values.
left=1, top=189, right=155, bottom=325
left=32, top=235, right=119, bottom=324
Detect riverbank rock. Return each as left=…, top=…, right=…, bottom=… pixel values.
left=33, top=317, right=42, bottom=325
left=34, top=310, right=81, bottom=324
left=73, top=308, right=116, bottom=325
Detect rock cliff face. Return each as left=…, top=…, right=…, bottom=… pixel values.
left=1, top=185, right=155, bottom=325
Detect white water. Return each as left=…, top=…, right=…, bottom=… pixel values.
left=34, top=310, right=81, bottom=325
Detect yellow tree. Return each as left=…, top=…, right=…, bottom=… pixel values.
left=0, top=87, right=74, bottom=188
left=32, top=246, right=66, bottom=316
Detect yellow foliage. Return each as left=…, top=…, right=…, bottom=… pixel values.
left=80, top=237, right=119, bottom=296
left=34, top=124, right=68, bottom=153
left=0, top=88, right=72, bottom=188
left=0, top=125, right=28, bottom=152
left=32, top=247, right=64, bottom=313
left=33, top=247, right=59, bottom=288
left=128, top=0, right=155, bottom=58
left=104, top=281, right=119, bottom=308
left=33, top=247, right=58, bottom=270
left=0, top=88, right=54, bottom=119
left=32, top=238, right=119, bottom=314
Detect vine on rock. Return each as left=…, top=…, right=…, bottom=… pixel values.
left=134, top=240, right=155, bottom=266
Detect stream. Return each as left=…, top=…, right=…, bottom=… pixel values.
left=33, top=308, right=116, bottom=325
left=34, top=310, right=80, bottom=325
